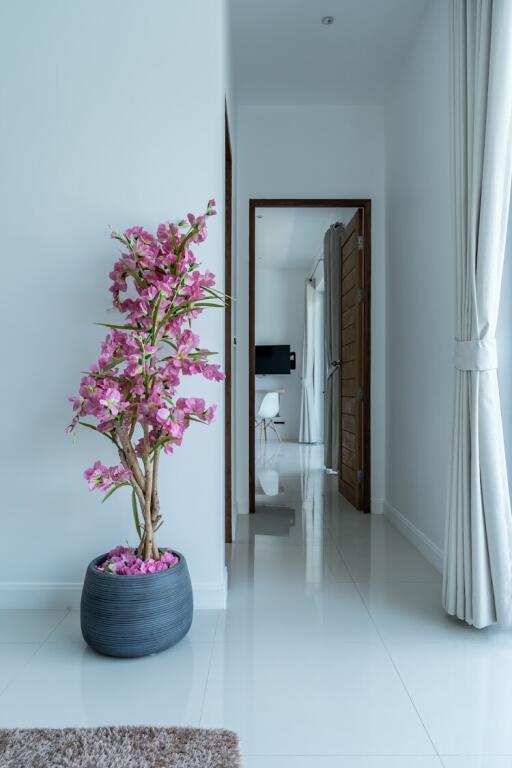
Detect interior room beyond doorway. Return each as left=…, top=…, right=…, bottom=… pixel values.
left=249, top=200, right=372, bottom=514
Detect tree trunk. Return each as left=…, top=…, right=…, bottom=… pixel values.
left=137, top=424, right=158, bottom=561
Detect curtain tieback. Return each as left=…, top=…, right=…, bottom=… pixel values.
left=454, top=338, right=497, bottom=371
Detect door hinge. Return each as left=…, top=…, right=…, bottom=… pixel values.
left=357, top=469, right=364, bottom=484
left=358, top=235, right=364, bottom=251
left=357, top=287, right=364, bottom=304
left=356, top=385, right=364, bottom=401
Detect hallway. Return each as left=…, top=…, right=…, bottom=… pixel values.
left=221, top=442, right=512, bottom=765
left=1, top=443, right=511, bottom=764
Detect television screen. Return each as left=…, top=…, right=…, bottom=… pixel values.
left=255, top=345, right=291, bottom=374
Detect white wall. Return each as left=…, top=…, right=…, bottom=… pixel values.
left=0, top=0, right=230, bottom=608
left=255, top=267, right=307, bottom=440
left=235, top=105, right=387, bottom=514
left=384, top=0, right=452, bottom=563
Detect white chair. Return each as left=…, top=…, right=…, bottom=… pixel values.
left=256, top=391, right=282, bottom=442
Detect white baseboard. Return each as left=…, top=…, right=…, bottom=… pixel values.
left=371, top=497, right=385, bottom=515
left=0, top=583, right=82, bottom=610
left=383, top=500, right=444, bottom=574
left=0, top=571, right=228, bottom=611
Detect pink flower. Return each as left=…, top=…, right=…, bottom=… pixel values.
left=84, top=462, right=131, bottom=492
left=99, top=386, right=128, bottom=417
left=156, top=407, right=171, bottom=425
left=84, top=461, right=113, bottom=492
left=205, top=404, right=217, bottom=423
left=96, top=546, right=179, bottom=575
left=109, top=465, right=131, bottom=484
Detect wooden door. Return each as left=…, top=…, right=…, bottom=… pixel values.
left=339, top=209, right=367, bottom=509
left=224, top=106, right=233, bottom=543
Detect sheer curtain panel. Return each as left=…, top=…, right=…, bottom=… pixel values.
left=299, top=280, right=317, bottom=443
left=443, top=0, right=512, bottom=627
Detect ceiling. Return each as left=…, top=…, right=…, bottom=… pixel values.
left=230, top=0, right=428, bottom=105
left=255, top=207, right=355, bottom=271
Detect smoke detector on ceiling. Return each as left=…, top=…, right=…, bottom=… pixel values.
left=321, top=16, right=335, bottom=25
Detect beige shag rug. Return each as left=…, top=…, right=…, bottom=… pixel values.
left=0, top=726, right=240, bottom=767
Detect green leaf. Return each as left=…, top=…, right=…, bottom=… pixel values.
left=190, top=350, right=218, bottom=358
left=203, top=286, right=230, bottom=302
left=101, top=482, right=130, bottom=503
left=78, top=420, right=97, bottom=431
left=101, top=356, right=125, bottom=372
left=151, top=292, right=162, bottom=345
left=82, top=370, right=120, bottom=381
left=94, top=322, right=141, bottom=331
left=131, top=489, right=142, bottom=540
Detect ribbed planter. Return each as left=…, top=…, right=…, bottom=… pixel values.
left=80, top=550, right=193, bottom=658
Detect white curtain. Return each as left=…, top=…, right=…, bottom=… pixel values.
left=443, top=0, right=512, bottom=628
left=313, top=285, right=325, bottom=443
left=299, top=281, right=317, bottom=443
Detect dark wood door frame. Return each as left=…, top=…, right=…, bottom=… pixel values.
left=248, top=198, right=372, bottom=514
left=224, top=107, right=233, bottom=543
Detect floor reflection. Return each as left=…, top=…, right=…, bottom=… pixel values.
left=233, top=441, right=336, bottom=588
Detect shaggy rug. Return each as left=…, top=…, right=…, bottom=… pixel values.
left=0, top=726, right=241, bottom=767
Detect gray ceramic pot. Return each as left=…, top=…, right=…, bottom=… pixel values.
left=80, top=550, right=193, bottom=658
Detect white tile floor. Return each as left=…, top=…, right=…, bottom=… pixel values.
left=1, top=442, right=512, bottom=767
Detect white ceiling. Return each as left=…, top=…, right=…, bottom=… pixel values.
left=255, top=207, right=355, bottom=271
left=230, top=0, right=428, bottom=105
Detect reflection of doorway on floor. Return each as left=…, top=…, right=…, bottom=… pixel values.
left=251, top=441, right=328, bottom=553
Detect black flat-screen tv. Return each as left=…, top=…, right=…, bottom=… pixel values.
left=256, top=344, right=291, bottom=374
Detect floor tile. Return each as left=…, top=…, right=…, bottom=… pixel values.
left=228, top=538, right=354, bottom=585
left=0, top=609, right=67, bottom=643
left=0, top=644, right=40, bottom=694
left=47, top=608, right=220, bottom=644
left=0, top=640, right=212, bottom=728
left=217, top=581, right=380, bottom=645
left=201, top=641, right=434, bottom=756
left=337, top=526, right=441, bottom=583
left=356, top=581, right=485, bottom=644
left=390, top=642, right=512, bottom=755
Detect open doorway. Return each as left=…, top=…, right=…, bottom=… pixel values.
left=248, top=199, right=371, bottom=515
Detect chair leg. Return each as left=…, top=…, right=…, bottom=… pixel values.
left=263, top=419, right=268, bottom=441
left=269, top=421, right=282, bottom=442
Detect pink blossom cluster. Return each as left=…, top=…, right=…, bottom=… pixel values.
left=68, top=199, right=224, bottom=481
left=84, top=461, right=131, bottom=492
left=97, top=546, right=179, bottom=576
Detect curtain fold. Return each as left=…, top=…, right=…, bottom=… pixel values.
left=443, top=0, right=512, bottom=627
left=313, top=278, right=325, bottom=444
left=324, top=224, right=344, bottom=470
left=299, top=280, right=317, bottom=443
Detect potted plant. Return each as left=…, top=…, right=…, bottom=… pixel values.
left=67, top=199, right=223, bottom=658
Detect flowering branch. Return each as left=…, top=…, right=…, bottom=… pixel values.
left=68, top=200, right=224, bottom=560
